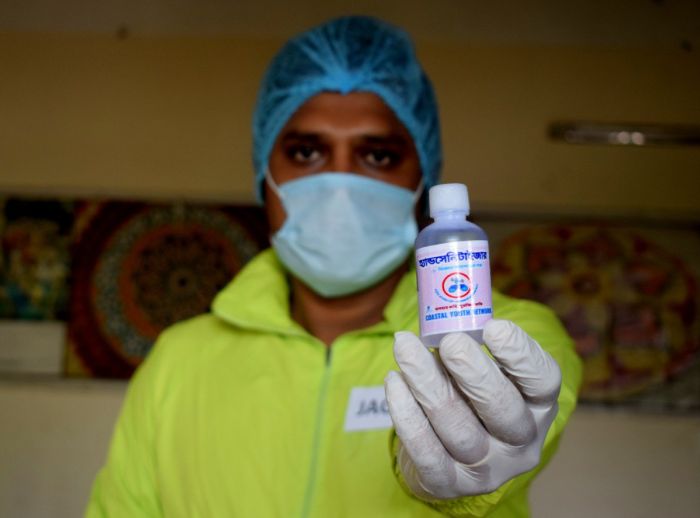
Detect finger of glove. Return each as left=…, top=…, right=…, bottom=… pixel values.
left=384, top=371, right=456, bottom=495
left=396, top=441, right=459, bottom=500
left=483, top=319, right=562, bottom=405
left=439, top=333, right=536, bottom=446
left=393, top=332, right=489, bottom=464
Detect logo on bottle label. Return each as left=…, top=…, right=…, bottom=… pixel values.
left=415, top=240, right=493, bottom=337
left=442, top=271, right=472, bottom=299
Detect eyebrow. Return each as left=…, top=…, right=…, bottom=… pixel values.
left=280, top=131, right=409, bottom=147
left=362, top=135, right=409, bottom=147
left=280, top=131, right=323, bottom=143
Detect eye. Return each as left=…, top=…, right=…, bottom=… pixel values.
left=363, top=148, right=400, bottom=168
left=286, top=144, right=322, bottom=164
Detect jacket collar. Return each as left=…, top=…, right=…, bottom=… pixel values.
left=212, top=248, right=419, bottom=337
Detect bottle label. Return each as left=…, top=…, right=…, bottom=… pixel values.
left=415, top=240, right=493, bottom=337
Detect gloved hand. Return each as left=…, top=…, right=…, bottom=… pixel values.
left=384, top=319, right=562, bottom=500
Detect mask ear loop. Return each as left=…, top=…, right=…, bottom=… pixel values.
left=265, top=169, right=285, bottom=202
left=412, top=179, right=425, bottom=205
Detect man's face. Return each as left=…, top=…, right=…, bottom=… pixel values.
left=265, top=92, right=422, bottom=233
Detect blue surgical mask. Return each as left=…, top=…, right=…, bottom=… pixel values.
left=266, top=171, right=422, bottom=298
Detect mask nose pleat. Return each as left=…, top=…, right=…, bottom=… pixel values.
left=326, top=187, right=362, bottom=234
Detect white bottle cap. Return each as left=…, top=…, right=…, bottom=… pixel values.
left=429, top=183, right=470, bottom=218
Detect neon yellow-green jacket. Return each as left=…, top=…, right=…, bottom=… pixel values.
left=87, top=249, right=582, bottom=518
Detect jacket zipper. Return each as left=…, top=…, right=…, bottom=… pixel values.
left=299, top=346, right=333, bottom=518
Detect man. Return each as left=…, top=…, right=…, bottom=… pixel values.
left=87, top=16, right=581, bottom=517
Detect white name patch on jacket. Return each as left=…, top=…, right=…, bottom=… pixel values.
left=344, top=386, right=394, bottom=432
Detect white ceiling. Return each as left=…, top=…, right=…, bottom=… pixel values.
left=1, top=0, right=699, bottom=49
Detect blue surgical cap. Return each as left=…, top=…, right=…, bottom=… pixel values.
left=252, top=15, right=442, bottom=201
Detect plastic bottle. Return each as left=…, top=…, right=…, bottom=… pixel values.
left=415, top=183, right=493, bottom=346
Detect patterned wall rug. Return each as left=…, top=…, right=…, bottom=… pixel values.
left=485, top=220, right=700, bottom=411
left=66, top=201, right=268, bottom=378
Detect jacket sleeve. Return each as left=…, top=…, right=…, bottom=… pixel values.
left=85, top=332, right=173, bottom=518
left=390, top=298, right=583, bottom=517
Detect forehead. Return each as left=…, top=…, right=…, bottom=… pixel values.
left=280, top=91, right=412, bottom=138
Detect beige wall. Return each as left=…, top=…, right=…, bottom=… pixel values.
left=1, top=32, right=699, bottom=216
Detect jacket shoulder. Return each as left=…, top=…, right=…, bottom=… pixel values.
left=140, top=313, right=236, bottom=371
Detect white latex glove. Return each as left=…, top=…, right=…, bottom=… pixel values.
left=384, top=319, right=562, bottom=500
